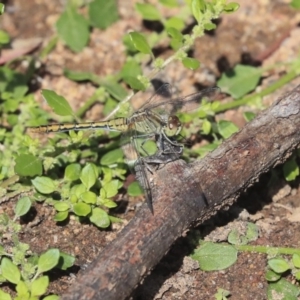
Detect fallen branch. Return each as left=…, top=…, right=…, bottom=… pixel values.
left=61, top=85, right=300, bottom=300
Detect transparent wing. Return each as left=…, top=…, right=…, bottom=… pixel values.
left=137, top=84, right=220, bottom=122
left=147, top=86, right=221, bottom=116
left=121, top=122, right=156, bottom=167
left=137, top=83, right=174, bottom=121
left=134, top=159, right=153, bottom=213
left=121, top=123, right=155, bottom=212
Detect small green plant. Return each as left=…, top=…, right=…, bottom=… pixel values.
left=215, top=288, right=231, bottom=300
left=190, top=222, right=300, bottom=299
left=0, top=198, right=75, bottom=300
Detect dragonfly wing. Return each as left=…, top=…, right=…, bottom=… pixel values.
left=134, top=158, right=153, bottom=213
left=137, top=83, right=175, bottom=121
left=176, top=86, right=221, bottom=114
left=121, top=124, right=138, bottom=171
left=137, top=83, right=220, bottom=121
left=149, top=86, right=221, bottom=115
left=121, top=123, right=154, bottom=213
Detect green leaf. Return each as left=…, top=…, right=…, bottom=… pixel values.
left=120, top=60, right=142, bottom=79
left=267, top=278, right=300, bottom=299
left=191, top=0, right=205, bottom=23
left=165, top=17, right=185, bottom=31
left=101, top=81, right=128, bottom=101
left=182, top=57, right=200, bottom=70
left=80, top=191, right=97, bottom=204
left=268, top=258, right=290, bottom=273
left=31, top=177, right=56, bottom=194
left=170, top=38, right=183, bottom=50
left=217, top=120, right=239, bottom=139
left=16, top=280, right=29, bottom=298
left=228, top=222, right=259, bottom=245
left=265, top=270, right=281, bottom=282
left=204, top=22, right=216, bottom=30
left=44, top=296, right=60, bottom=300
left=89, top=0, right=119, bottom=29
left=103, top=180, right=120, bottom=198
left=54, top=211, right=69, bottom=222
left=129, top=32, right=153, bottom=55
left=245, top=222, right=259, bottom=242
left=14, top=154, right=42, bottom=177
left=37, top=249, right=60, bottom=273
left=64, top=163, right=81, bottom=181
left=159, top=0, right=178, bottom=7
left=56, top=252, right=75, bottom=271
left=64, top=69, right=93, bottom=81
left=89, top=207, right=110, bottom=228
left=7, top=114, right=18, bottom=126
left=215, top=288, right=231, bottom=300
left=31, top=276, right=49, bottom=296
left=295, top=271, right=300, bottom=280
left=41, top=89, right=73, bottom=116
left=243, top=111, right=256, bottom=122
left=14, top=197, right=32, bottom=218
left=166, top=27, right=183, bottom=41
left=109, top=215, right=123, bottom=223
left=123, top=33, right=138, bottom=52
left=135, top=3, right=161, bottom=21
left=0, top=213, right=9, bottom=226
left=73, top=202, right=91, bottom=216
left=223, top=2, right=240, bottom=13
left=70, top=184, right=86, bottom=198
left=283, top=157, right=299, bottom=181
left=54, top=202, right=70, bottom=212
left=0, top=290, right=12, bottom=300
left=80, top=163, right=98, bottom=190
left=56, top=7, right=89, bottom=52
left=101, top=199, right=117, bottom=208
left=123, top=77, right=146, bottom=91
left=191, top=242, right=238, bottom=271
left=292, top=254, right=300, bottom=268
left=227, top=230, right=246, bottom=246
left=3, top=98, right=19, bottom=113
left=291, top=0, right=300, bottom=9
left=127, top=181, right=143, bottom=196
left=201, top=119, right=211, bottom=135
left=1, top=257, right=21, bottom=284
left=0, top=4, right=5, bottom=15
left=0, top=30, right=10, bottom=45
left=100, top=148, right=124, bottom=165
left=217, top=64, right=262, bottom=99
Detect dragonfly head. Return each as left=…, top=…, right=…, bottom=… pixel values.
left=165, top=115, right=182, bottom=137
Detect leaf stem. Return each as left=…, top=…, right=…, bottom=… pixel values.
left=235, top=244, right=300, bottom=256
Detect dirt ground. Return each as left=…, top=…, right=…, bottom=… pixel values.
left=1, top=0, right=300, bottom=299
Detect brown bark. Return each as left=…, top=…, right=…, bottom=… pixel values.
left=61, top=85, right=300, bottom=300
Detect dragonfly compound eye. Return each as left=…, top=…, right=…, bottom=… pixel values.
left=166, top=116, right=182, bottom=137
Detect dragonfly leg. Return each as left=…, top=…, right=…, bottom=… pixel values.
left=158, top=132, right=183, bottom=155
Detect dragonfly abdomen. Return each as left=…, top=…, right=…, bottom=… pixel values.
left=29, top=118, right=129, bottom=133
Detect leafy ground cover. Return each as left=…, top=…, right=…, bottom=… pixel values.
left=1, top=0, right=300, bottom=299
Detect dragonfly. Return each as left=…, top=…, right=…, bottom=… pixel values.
left=29, top=83, right=220, bottom=213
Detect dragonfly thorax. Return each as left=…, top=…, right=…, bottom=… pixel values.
left=164, top=115, right=182, bottom=137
